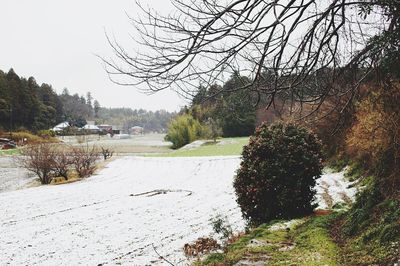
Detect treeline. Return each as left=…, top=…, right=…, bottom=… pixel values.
left=0, top=68, right=97, bottom=131
left=96, top=108, right=175, bottom=133
left=165, top=74, right=259, bottom=148
left=0, top=68, right=175, bottom=133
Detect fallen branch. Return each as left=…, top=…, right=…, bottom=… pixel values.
left=129, top=189, right=193, bottom=197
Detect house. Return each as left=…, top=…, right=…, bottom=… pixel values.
left=130, top=126, right=144, bottom=135
left=52, top=122, right=70, bottom=132
left=82, top=124, right=100, bottom=134
left=98, top=124, right=113, bottom=134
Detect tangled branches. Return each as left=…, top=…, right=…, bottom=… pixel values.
left=103, top=0, right=398, bottom=116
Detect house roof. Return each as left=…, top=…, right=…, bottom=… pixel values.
left=52, top=122, right=70, bottom=131
left=82, top=124, right=100, bottom=130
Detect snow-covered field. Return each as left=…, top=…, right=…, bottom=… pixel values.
left=0, top=155, right=356, bottom=265
left=0, top=157, right=35, bottom=193
left=0, top=156, right=245, bottom=265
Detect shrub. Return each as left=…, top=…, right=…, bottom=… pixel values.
left=234, top=122, right=323, bottom=225
left=19, top=144, right=55, bottom=184
left=210, top=214, right=233, bottom=239
left=183, top=237, right=221, bottom=257
left=100, top=146, right=114, bottom=160
left=345, top=84, right=400, bottom=194
left=203, top=117, right=222, bottom=142
left=52, top=147, right=73, bottom=180
left=9, top=130, right=57, bottom=144
left=71, top=145, right=100, bottom=178
left=165, top=114, right=204, bottom=149
left=37, top=129, right=56, bottom=138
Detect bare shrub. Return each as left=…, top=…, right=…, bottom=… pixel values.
left=71, top=145, right=100, bottom=178
left=19, top=144, right=55, bottom=184
left=52, top=146, right=73, bottom=180
left=183, top=237, right=220, bottom=257
left=100, top=146, right=114, bottom=160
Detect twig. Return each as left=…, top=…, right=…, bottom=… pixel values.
left=152, top=244, right=175, bottom=266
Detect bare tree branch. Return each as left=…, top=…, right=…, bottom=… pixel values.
left=101, top=0, right=398, bottom=115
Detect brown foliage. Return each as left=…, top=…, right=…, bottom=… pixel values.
left=9, top=131, right=57, bottom=145
left=346, top=83, right=400, bottom=195
left=346, top=85, right=400, bottom=164
left=183, top=237, right=221, bottom=257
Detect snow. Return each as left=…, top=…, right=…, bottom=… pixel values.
left=0, top=157, right=36, bottom=193
left=82, top=124, right=100, bottom=130
left=0, top=156, right=245, bottom=265
left=0, top=156, right=358, bottom=265
left=268, top=219, right=303, bottom=231
left=315, top=168, right=357, bottom=209
left=179, top=140, right=207, bottom=150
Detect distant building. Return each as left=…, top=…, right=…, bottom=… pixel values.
left=112, top=126, right=121, bottom=135
left=130, top=126, right=144, bottom=135
left=52, top=122, right=70, bottom=132
left=98, top=124, right=113, bottom=133
left=82, top=124, right=100, bottom=133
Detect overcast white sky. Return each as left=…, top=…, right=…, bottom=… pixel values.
left=0, top=0, right=186, bottom=111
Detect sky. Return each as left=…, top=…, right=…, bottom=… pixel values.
left=0, top=0, right=186, bottom=111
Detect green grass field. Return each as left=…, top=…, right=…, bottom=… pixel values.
left=153, top=137, right=249, bottom=157
left=0, top=148, right=20, bottom=156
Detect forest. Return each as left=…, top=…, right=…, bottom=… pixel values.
left=0, top=68, right=175, bottom=133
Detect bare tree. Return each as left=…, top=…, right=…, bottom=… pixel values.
left=102, top=0, right=398, bottom=115
left=19, top=144, right=55, bottom=184
left=71, top=145, right=100, bottom=178
left=52, top=146, right=73, bottom=181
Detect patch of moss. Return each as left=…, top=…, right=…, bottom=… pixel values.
left=327, top=156, right=349, bottom=172
left=199, top=215, right=340, bottom=266
left=344, top=162, right=364, bottom=182
left=202, top=253, right=225, bottom=265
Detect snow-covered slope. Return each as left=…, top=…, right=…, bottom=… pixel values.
left=0, top=156, right=245, bottom=265
left=315, top=168, right=357, bottom=209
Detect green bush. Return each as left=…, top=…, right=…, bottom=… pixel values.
left=165, top=114, right=204, bottom=149
left=37, top=129, right=56, bottom=138
left=234, top=122, right=323, bottom=226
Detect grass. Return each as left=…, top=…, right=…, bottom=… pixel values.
left=196, top=214, right=341, bottom=266
left=0, top=148, right=21, bottom=156
left=334, top=187, right=400, bottom=266
left=153, top=137, right=249, bottom=157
